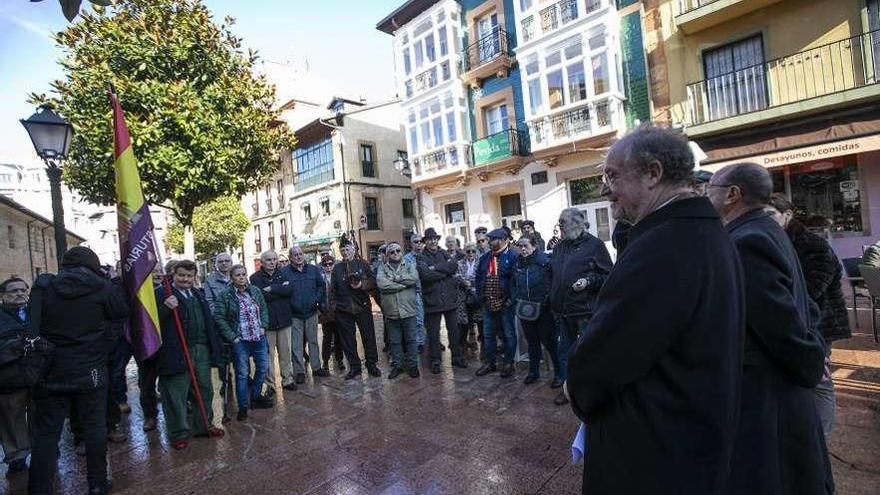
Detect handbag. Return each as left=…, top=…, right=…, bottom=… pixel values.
left=515, top=263, right=542, bottom=322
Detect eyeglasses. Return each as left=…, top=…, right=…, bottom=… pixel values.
left=412, top=239, right=424, bottom=244
left=388, top=249, right=401, bottom=254
left=322, top=263, right=333, bottom=267
left=465, top=249, right=476, bottom=253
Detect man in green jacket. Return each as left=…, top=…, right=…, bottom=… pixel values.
left=213, top=265, right=272, bottom=421
left=377, top=242, right=421, bottom=379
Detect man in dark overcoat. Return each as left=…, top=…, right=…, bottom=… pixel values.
left=566, top=126, right=745, bottom=495
left=708, top=162, right=833, bottom=495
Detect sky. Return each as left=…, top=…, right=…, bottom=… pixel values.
left=0, top=0, right=404, bottom=165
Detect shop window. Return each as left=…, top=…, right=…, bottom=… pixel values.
left=771, top=158, right=864, bottom=234
left=445, top=201, right=465, bottom=223
left=569, top=176, right=604, bottom=205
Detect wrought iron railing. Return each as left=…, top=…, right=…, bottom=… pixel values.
left=462, top=29, right=511, bottom=72
left=521, top=16, right=535, bottom=43
left=470, top=128, right=529, bottom=167
left=293, top=167, right=335, bottom=192
left=677, top=0, right=722, bottom=16
left=540, top=0, right=579, bottom=34
left=414, top=67, right=438, bottom=92
left=528, top=100, right=614, bottom=148
left=687, top=30, right=880, bottom=125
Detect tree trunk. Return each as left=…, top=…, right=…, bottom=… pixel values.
left=184, top=225, right=195, bottom=260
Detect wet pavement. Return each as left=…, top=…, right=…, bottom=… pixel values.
left=2, top=308, right=879, bottom=494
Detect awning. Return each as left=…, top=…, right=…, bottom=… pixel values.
left=701, top=133, right=880, bottom=171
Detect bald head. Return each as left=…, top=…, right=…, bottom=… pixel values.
left=708, top=163, right=773, bottom=224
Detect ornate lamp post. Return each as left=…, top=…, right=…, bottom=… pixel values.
left=392, top=156, right=412, bottom=178
left=20, top=105, right=74, bottom=263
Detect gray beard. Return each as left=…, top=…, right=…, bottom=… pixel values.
left=562, top=228, right=582, bottom=241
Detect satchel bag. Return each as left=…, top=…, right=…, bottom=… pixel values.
left=515, top=264, right=542, bottom=322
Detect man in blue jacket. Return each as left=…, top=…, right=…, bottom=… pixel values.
left=283, top=245, right=328, bottom=384
left=250, top=250, right=296, bottom=392
left=474, top=228, right=519, bottom=378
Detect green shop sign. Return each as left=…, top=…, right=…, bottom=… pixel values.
left=473, top=131, right=512, bottom=165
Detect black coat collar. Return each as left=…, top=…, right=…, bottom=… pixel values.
left=629, top=196, right=720, bottom=244
left=725, top=207, right=771, bottom=234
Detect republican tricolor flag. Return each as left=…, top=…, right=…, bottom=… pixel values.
left=110, top=88, right=161, bottom=361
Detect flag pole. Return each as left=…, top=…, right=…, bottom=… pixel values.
left=160, top=277, right=211, bottom=433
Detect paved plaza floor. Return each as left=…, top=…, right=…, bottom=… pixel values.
left=2, top=309, right=879, bottom=494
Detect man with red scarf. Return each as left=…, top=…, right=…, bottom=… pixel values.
left=474, top=228, right=519, bottom=378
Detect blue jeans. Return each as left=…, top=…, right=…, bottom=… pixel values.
left=482, top=306, right=516, bottom=365
left=232, top=336, right=268, bottom=410
left=557, top=315, right=589, bottom=381
left=387, top=316, right=419, bottom=369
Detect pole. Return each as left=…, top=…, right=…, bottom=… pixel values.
left=160, top=277, right=211, bottom=432
left=45, top=160, right=67, bottom=263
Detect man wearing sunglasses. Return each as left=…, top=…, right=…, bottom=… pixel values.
left=404, top=234, right=426, bottom=351
left=376, top=242, right=421, bottom=379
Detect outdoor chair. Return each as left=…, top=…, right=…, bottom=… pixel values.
left=856, top=264, right=880, bottom=343
left=842, top=257, right=870, bottom=327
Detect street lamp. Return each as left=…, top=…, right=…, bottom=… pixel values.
left=393, top=156, right=412, bottom=177
left=20, top=105, right=74, bottom=264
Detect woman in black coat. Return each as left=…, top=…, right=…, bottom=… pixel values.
left=767, top=193, right=849, bottom=439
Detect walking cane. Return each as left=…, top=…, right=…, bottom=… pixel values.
left=161, top=277, right=211, bottom=433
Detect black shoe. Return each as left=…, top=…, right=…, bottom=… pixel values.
left=6, top=459, right=27, bottom=478
left=500, top=364, right=514, bottom=379
left=431, top=362, right=442, bottom=374
left=475, top=363, right=497, bottom=376
left=250, top=396, right=274, bottom=409
left=550, top=378, right=564, bottom=389
left=237, top=408, right=248, bottom=421
left=282, top=382, right=298, bottom=391
left=408, top=367, right=420, bottom=378
left=418, top=344, right=424, bottom=353
left=107, top=425, right=127, bottom=443
left=345, top=369, right=362, bottom=380
left=440, top=344, right=446, bottom=352
left=367, top=364, right=382, bottom=377
left=554, top=391, right=569, bottom=406
left=452, top=359, right=468, bottom=369
left=264, top=386, right=276, bottom=399
left=88, top=479, right=112, bottom=495
left=524, top=374, right=538, bottom=385
left=336, top=360, right=346, bottom=371
left=314, top=368, right=330, bottom=377
left=295, top=373, right=306, bottom=384
left=388, top=367, right=403, bottom=380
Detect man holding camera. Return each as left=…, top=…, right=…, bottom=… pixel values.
left=330, top=241, right=381, bottom=380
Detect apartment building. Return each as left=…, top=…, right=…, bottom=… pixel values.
left=641, top=0, right=880, bottom=258
left=241, top=97, right=414, bottom=268
left=378, top=0, right=630, bottom=254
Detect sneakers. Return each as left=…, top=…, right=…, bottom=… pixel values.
left=408, top=367, right=420, bottom=378
left=523, top=374, right=538, bottom=385
left=367, top=364, right=382, bottom=377
left=142, top=417, right=157, bottom=432
left=475, top=363, right=497, bottom=376
left=107, top=425, right=127, bottom=443
left=500, top=364, right=514, bottom=379
left=237, top=408, right=248, bottom=421
left=388, top=367, right=403, bottom=380
left=295, top=373, right=306, bottom=384
left=344, top=369, right=362, bottom=380
left=553, top=391, right=569, bottom=406
left=313, top=368, right=330, bottom=378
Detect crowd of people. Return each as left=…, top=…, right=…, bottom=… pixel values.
left=0, top=125, right=850, bottom=495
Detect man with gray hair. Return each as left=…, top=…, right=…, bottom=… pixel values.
left=204, top=253, right=233, bottom=312
left=548, top=207, right=612, bottom=405
left=566, top=125, right=745, bottom=494
left=283, top=245, right=329, bottom=383
left=707, top=162, right=832, bottom=495
left=250, top=250, right=296, bottom=392
left=202, top=252, right=234, bottom=428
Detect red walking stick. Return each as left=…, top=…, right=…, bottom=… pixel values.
left=161, top=277, right=211, bottom=434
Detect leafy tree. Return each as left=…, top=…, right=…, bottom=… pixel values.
left=32, top=0, right=112, bottom=22
left=32, top=0, right=294, bottom=231
left=166, top=196, right=249, bottom=257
